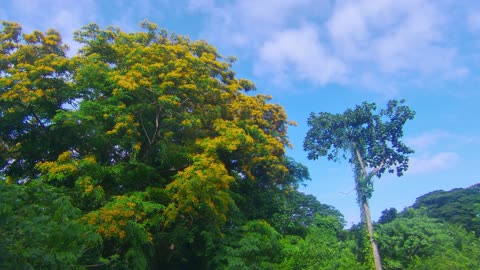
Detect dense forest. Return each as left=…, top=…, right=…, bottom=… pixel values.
left=1, top=21, right=479, bottom=269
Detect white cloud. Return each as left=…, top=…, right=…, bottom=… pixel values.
left=11, top=0, right=97, bottom=30
left=405, top=129, right=480, bottom=175
left=256, top=25, right=346, bottom=85
left=327, top=0, right=371, bottom=60
left=468, top=11, right=480, bottom=32
left=406, top=130, right=480, bottom=151
left=190, top=0, right=324, bottom=48
left=189, top=0, right=471, bottom=93
left=408, top=152, right=459, bottom=175
left=188, top=0, right=216, bottom=12
left=233, top=0, right=314, bottom=25
left=406, top=130, right=451, bottom=150
left=6, top=0, right=169, bottom=54
left=8, top=0, right=98, bottom=55
left=188, top=0, right=345, bottom=88
left=327, top=0, right=465, bottom=77
left=6, top=0, right=474, bottom=94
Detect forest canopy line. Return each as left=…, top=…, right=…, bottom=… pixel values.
left=1, top=21, right=480, bottom=269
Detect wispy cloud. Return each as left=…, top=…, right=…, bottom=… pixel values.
left=406, top=130, right=480, bottom=151
left=408, top=152, right=459, bottom=175
left=189, top=0, right=324, bottom=48
left=188, top=0, right=216, bottom=12
left=4, top=0, right=477, bottom=95
left=6, top=0, right=98, bottom=54
left=189, top=0, right=472, bottom=94
left=327, top=0, right=467, bottom=78
left=4, top=0, right=160, bottom=55
left=468, top=10, right=480, bottom=32
left=405, top=129, right=479, bottom=175
left=255, top=25, right=346, bottom=86
left=406, top=130, right=451, bottom=150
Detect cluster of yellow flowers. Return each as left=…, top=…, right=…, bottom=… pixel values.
left=82, top=196, right=147, bottom=240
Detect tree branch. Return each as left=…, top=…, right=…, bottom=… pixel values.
left=368, top=161, right=384, bottom=179
left=151, top=110, right=161, bottom=144
left=139, top=116, right=152, bottom=145
left=353, top=143, right=384, bottom=180
left=81, top=262, right=109, bottom=268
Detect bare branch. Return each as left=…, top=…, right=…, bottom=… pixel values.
left=151, top=110, right=161, bottom=143
left=368, top=161, right=384, bottom=179
left=139, top=116, right=152, bottom=145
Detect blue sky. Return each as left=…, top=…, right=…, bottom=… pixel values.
left=3, top=0, right=480, bottom=225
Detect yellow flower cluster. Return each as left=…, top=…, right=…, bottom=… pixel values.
left=82, top=196, right=148, bottom=240
left=76, top=176, right=101, bottom=194
left=165, top=153, right=235, bottom=227
left=106, top=114, right=139, bottom=136
left=36, top=151, right=98, bottom=182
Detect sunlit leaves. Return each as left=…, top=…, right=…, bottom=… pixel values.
left=165, top=154, right=235, bottom=228
left=377, top=210, right=480, bottom=270
left=67, top=22, right=295, bottom=235
left=278, top=216, right=365, bottom=270
left=82, top=193, right=163, bottom=240
left=1, top=21, right=299, bottom=268
left=0, top=21, right=75, bottom=179
left=0, top=21, right=21, bottom=55
left=412, top=184, right=480, bottom=236
left=36, top=151, right=96, bottom=182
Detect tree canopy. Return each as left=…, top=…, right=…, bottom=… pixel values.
left=304, top=100, right=415, bottom=199
left=0, top=20, right=272, bottom=266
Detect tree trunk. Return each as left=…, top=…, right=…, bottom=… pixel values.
left=353, top=146, right=383, bottom=270
left=360, top=196, right=383, bottom=270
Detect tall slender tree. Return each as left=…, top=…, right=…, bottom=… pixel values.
left=304, top=100, right=415, bottom=270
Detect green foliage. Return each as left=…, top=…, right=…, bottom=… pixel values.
left=412, top=183, right=480, bottom=236
left=271, top=190, right=345, bottom=237
left=214, top=216, right=363, bottom=270
left=346, top=223, right=376, bottom=269
left=228, top=157, right=311, bottom=232
left=377, top=207, right=398, bottom=225
left=0, top=21, right=299, bottom=268
left=214, top=220, right=282, bottom=270
left=376, top=209, right=480, bottom=270
left=0, top=181, right=103, bottom=269
left=304, top=100, right=415, bottom=199
left=0, top=21, right=76, bottom=180
left=278, top=215, right=366, bottom=270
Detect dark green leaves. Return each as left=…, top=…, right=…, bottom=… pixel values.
left=304, top=100, right=415, bottom=178
left=412, top=184, right=480, bottom=236
left=0, top=181, right=103, bottom=269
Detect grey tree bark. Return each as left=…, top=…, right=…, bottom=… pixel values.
left=354, top=147, right=383, bottom=270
